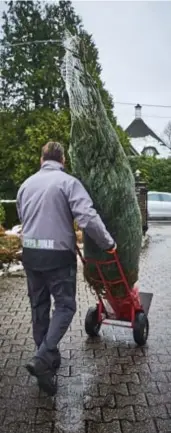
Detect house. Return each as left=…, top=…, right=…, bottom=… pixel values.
left=125, top=104, right=171, bottom=158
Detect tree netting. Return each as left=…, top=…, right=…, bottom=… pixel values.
left=62, top=31, right=142, bottom=297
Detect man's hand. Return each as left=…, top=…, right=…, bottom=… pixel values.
left=106, top=243, right=117, bottom=254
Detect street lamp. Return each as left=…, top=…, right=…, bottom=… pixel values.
left=135, top=169, right=141, bottom=180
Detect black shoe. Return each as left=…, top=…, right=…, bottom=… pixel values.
left=26, top=357, right=57, bottom=397
left=27, top=348, right=61, bottom=373
left=37, top=372, right=57, bottom=397
left=25, top=357, right=43, bottom=377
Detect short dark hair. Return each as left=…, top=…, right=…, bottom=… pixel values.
left=41, top=141, right=64, bottom=163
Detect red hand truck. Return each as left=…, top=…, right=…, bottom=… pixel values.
left=77, top=247, right=153, bottom=346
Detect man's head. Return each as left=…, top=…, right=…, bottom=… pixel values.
left=41, top=141, right=65, bottom=166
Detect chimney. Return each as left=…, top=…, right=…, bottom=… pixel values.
left=135, top=104, right=142, bottom=119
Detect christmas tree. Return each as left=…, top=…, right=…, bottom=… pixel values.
left=62, top=32, right=142, bottom=296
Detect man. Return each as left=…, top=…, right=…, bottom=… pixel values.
left=16, top=141, right=116, bottom=396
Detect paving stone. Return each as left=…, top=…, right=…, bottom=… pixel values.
left=1, top=344, right=12, bottom=354
left=0, top=385, right=12, bottom=398
left=139, top=371, right=168, bottom=383
left=121, top=420, right=157, bottom=433
left=54, top=423, right=85, bottom=433
left=21, top=351, right=35, bottom=360
left=17, top=366, right=30, bottom=376
left=0, top=425, right=19, bottom=433
left=127, top=381, right=159, bottom=395
left=57, top=366, right=70, bottom=377
left=166, top=403, right=171, bottom=416
left=95, top=347, right=119, bottom=357
left=89, top=374, right=111, bottom=385
left=122, top=363, right=151, bottom=374
left=134, top=404, right=168, bottom=421
left=116, top=392, right=147, bottom=408
left=118, top=347, right=144, bottom=357
left=149, top=362, right=171, bottom=373
left=4, top=409, right=36, bottom=425
left=0, top=409, right=6, bottom=425
left=71, top=349, right=94, bottom=359
left=61, top=349, right=71, bottom=359
left=88, top=421, right=122, bottom=433
left=5, top=358, right=22, bottom=369
left=84, top=408, right=102, bottom=422
left=83, top=384, right=99, bottom=397
left=1, top=351, right=21, bottom=361
left=157, top=382, right=171, bottom=393
left=102, top=406, right=135, bottom=422
left=84, top=341, right=106, bottom=350
left=146, top=392, right=171, bottom=406
left=48, top=407, right=87, bottom=425
left=158, top=354, right=171, bottom=363
left=99, top=383, right=129, bottom=397
left=36, top=409, right=56, bottom=424
left=0, top=423, right=53, bottom=433
left=11, top=384, right=39, bottom=399
left=83, top=394, right=115, bottom=409
left=111, top=373, right=140, bottom=384
left=156, top=419, right=171, bottom=432
left=165, top=372, right=171, bottom=382
left=107, top=355, right=133, bottom=365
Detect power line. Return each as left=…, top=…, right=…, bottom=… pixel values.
left=0, top=37, right=84, bottom=61
left=0, top=39, right=171, bottom=112
left=142, top=115, right=171, bottom=120
left=1, top=39, right=62, bottom=48
left=115, top=101, right=171, bottom=109
left=117, top=111, right=171, bottom=120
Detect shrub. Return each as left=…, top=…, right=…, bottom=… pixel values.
left=0, top=201, right=19, bottom=229
left=129, top=156, right=171, bottom=192
left=0, top=203, right=5, bottom=225
left=0, top=234, right=21, bottom=263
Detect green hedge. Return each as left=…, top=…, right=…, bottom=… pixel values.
left=129, top=156, right=171, bottom=192
left=0, top=203, right=5, bottom=225
left=0, top=201, right=19, bottom=229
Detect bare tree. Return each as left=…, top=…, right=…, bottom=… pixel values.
left=164, top=121, right=171, bottom=149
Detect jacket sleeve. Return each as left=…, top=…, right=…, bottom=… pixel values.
left=67, top=177, right=115, bottom=251
left=16, top=188, right=22, bottom=223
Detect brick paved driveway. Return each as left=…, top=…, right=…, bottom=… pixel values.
left=0, top=223, right=171, bottom=433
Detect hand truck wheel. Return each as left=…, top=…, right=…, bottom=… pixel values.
left=133, top=311, right=149, bottom=346
left=85, top=306, right=102, bottom=337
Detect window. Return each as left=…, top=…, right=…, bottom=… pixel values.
left=161, top=194, right=171, bottom=202
left=142, top=147, right=158, bottom=157
left=148, top=193, right=160, bottom=201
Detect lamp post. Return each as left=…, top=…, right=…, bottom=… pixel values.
left=135, top=169, right=141, bottom=181
left=135, top=169, right=148, bottom=236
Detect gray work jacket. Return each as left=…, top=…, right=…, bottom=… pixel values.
left=16, top=160, right=114, bottom=270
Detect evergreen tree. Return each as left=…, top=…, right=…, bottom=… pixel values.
left=1, top=1, right=44, bottom=108
left=0, top=0, right=130, bottom=198
left=0, top=0, right=115, bottom=115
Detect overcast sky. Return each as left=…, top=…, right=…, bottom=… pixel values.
left=0, top=1, right=171, bottom=138
left=73, top=1, right=171, bottom=138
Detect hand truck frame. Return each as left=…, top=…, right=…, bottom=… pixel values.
left=77, top=247, right=153, bottom=346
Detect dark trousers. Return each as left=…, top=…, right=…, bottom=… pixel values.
left=25, top=264, right=77, bottom=370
